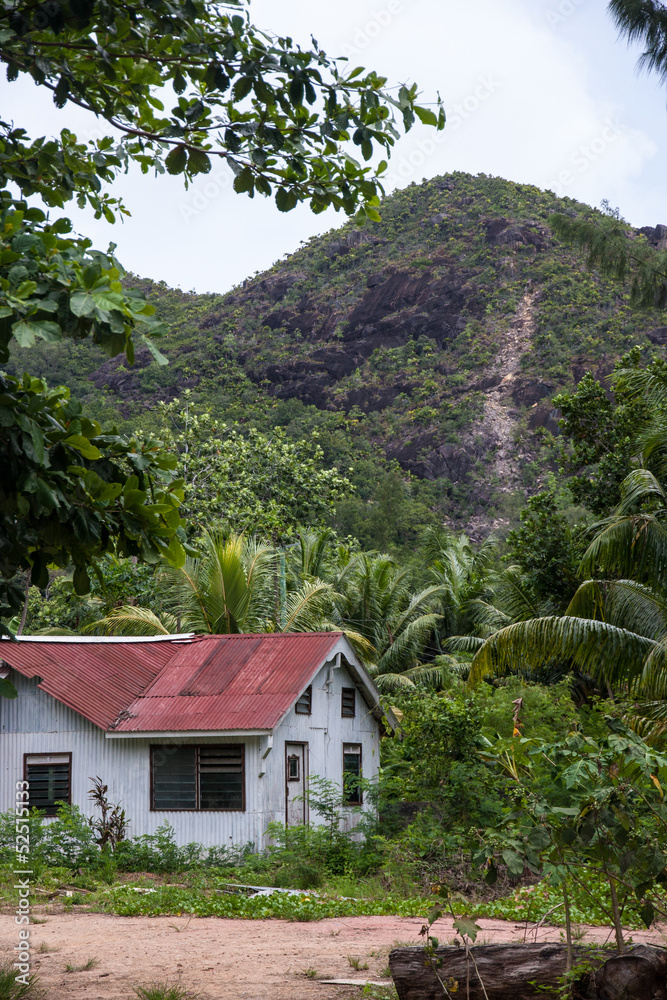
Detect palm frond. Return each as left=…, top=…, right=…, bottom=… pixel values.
left=567, top=579, right=667, bottom=639
left=280, top=581, right=333, bottom=632
left=580, top=515, right=667, bottom=592
left=390, top=584, right=445, bottom=637
left=465, top=599, right=511, bottom=634
left=470, top=616, right=655, bottom=686
left=636, top=635, right=667, bottom=702
left=86, top=606, right=179, bottom=636
left=372, top=672, right=419, bottom=693
left=492, top=565, right=544, bottom=621
left=614, top=364, right=667, bottom=409
left=442, top=634, right=485, bottom=653
left=617, top=468, right=666, bottom=513
left=375, top=612, right=442, bottom=675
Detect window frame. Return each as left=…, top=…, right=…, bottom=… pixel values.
left=23, top=752, right=72, bottom=816
left=287, top=753, right=301, bottom=782
left=150, top=744, right=246, bottom=812
left=294, top=685, right=312, bottom=715
left=342, top=743, right=363, bottom=806
left=341, top=687, right=356, bottom=718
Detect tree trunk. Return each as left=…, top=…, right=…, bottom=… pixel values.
left=389, top=943, right=667, bottom=1000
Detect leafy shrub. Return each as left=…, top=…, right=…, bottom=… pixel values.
left=113, top=822, right=253, bottom=873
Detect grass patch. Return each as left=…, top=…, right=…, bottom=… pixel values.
left=65, top=958, right=98, bottom=973
left=134, top=986, right=200, bottom=1000
left=0, top=963, right=40, bottom=999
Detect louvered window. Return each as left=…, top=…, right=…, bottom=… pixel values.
left=295, top=685, right=312, bottom=715
left=151, top=745, right=244, bottom=811
left=341, top=687, right=356, bottom=717
left=24, top=754, right=71, bottom=816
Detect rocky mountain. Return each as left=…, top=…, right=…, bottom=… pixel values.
left=9, top=172, right=667, bottom=544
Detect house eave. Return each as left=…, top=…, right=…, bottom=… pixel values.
left=104, top=728, right=272, bottom=739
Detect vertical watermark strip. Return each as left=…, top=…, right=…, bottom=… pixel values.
left=14, top=780, right=32, bottom=987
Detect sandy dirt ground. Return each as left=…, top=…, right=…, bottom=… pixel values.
left=1, top=911, right=666, bottom=1000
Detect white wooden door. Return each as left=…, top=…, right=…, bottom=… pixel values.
left=285, top=742, right=308, bottom=826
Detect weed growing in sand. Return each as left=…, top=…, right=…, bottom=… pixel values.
left=65, top=958, right=98, bottom=973
left=302, top=968, right=319, bottom=979
left=348, top=956, right=369, bottom=971
left=134, top=986, right=200, bottom=1000
left=0, top=962, right=40, bottom=999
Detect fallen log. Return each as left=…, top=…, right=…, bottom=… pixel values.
left=389, top=942, right=667, bottom=1000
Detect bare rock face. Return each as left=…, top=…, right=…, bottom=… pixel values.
left=648, top=326, right=667, bottom=346
left=639, top=224, right=667, bottom=248
left=343, top=269, right=476, bottom=351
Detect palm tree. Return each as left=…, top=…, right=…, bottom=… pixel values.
left=469, top=463, right=667, bottom=736
left=421, top=529, right=546, bottom=674
left=330, top=551, right=444, bottom=691
left=424, top=527, right=500, bottom=640
left=92, top=530, right=339, bottom=637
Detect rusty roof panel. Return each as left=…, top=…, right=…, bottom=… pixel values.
left=0, top=639, right=177, bottom=730
left=1, top=632, right=341, bottom=733
left=117, top=633, right=340, bottom=732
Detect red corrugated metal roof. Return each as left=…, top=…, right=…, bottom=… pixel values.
left=0, top=638, right=180, bottom=730
left=0, top=633, right=342, bottom=733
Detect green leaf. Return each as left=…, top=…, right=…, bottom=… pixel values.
left=64, top=434, right=102, bottom=460
left=640, top=900, right=655, bottom=928
left=140, top=334, right=169, bottom=366
left=233, top=167, right=255, bottom=195
left=188, top=149, right=211, bottom=175
left=275, top=187, right=298, bottom=213
left=501, top=849, right=525, bottom=875
left=453, top=917, right=481, bottom=943
left=11, top=320, right=37, bottom=348
left=69, top=290, right=96, bottom=317
left=0, top=678, right=18, bottom=700
left=415, top=105, right=438, bottom=127
left=72, top=564, right=91, bottom=596
left=528, top=826, right=551, bottom=850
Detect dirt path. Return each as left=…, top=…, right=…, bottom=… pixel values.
left=1, top=912, right=665, bottom=1000
left=478, top=287, right=538, bottom=496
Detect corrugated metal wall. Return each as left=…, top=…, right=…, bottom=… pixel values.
left=0, top=654, right=380, bottom=849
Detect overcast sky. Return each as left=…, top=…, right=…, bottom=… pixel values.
left=7, top=0, right=667, bottom=293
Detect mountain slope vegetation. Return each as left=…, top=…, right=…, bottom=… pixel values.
left=9, top=171, right=667, bottom=549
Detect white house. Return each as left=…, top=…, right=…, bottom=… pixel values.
left=0, top=632, right=392, bottom=848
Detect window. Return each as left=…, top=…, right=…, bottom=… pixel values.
left=341, top=687, right=356, bottom=718
left=295, top=685, right=312, bottom=715
left=342, top=744, right=362, bottom=805
left=151, top=745, right=244, bottom=811
left=287, top=754, right=300, bottom=781
left=24, top=754, right=71, bottom=816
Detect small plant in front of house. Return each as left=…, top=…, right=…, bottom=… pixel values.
left=88, top=777, right=128, bottom=850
